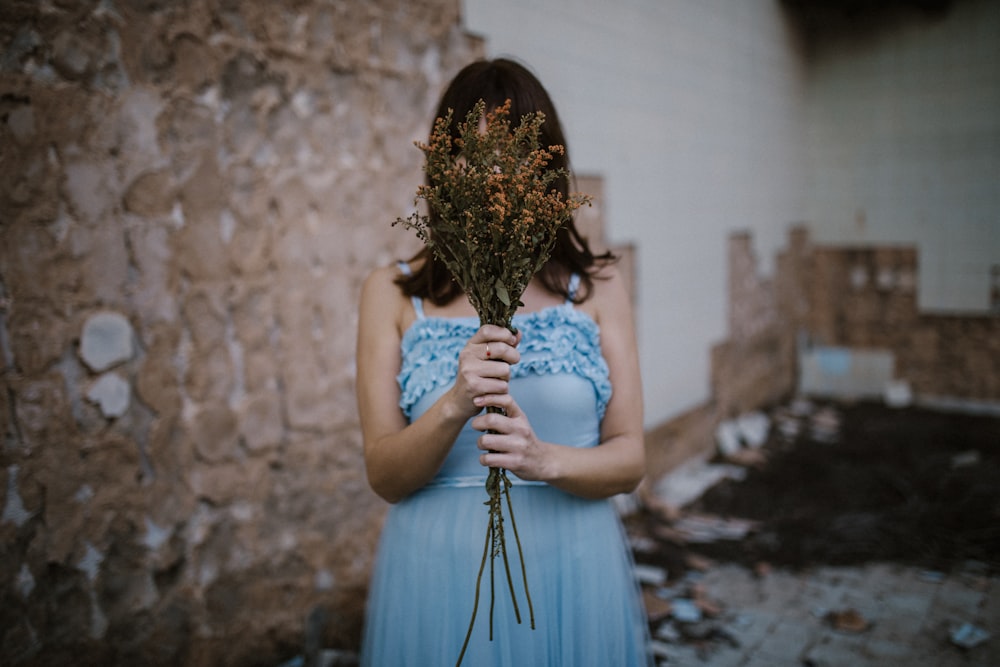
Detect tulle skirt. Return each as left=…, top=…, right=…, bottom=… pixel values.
left=360, top=482, right=652, bottom=667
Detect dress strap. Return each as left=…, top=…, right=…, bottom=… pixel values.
left=565, top=273, right=581, bottom=304
left=396, top=261, right=426, bottom=319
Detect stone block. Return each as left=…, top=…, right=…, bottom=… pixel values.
left=80, top=311, right=134, bottom=373
left=86, top=372, right=131, bottom=418
left=189, top=404, right=239, bottom=463
left=124, top=169, right=175, bottom=217
left=7, top=300, right=69, bottom=376
left=135, top=325, right=182, bottom=415
left=240, top=391, right=284, bottom=453
left=184, top=343, right=234, bottom=403
left=186, top=457, right=271, bottom=507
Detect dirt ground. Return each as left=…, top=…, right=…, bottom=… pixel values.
left=628, top=400, right=1000, bottom=580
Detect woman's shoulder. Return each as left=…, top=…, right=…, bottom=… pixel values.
left=360, top=263, right=412, bottom=334
left=584, top=262, right=632, bottom=325
left=362, top=263, right=404, bottom=296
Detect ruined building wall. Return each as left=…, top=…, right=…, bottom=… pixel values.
left=0, top=1, right=481, bottom=664
left=806, top=245, right=1000, bottom=402
left=644, top=226, right=999, bottom=488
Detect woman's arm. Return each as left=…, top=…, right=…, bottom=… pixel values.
left=473, top=265, right=646, bottom=499
left=356, top=266, right=520, bottom=503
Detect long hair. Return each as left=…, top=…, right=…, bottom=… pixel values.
left=397, top=57, right=614, bottom=306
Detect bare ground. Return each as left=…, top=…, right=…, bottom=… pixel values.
left=628, top=401, right=1000, bottom=579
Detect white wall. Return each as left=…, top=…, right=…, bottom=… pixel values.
left=462, top=0, right=808, bottom=427
left=802, top=0, right=1000, bottom=313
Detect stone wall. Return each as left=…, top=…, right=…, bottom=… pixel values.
left=0, top=1, right=481, bottom=664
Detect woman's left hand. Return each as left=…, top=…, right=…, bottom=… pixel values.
left=471, top=393, right=553, bottom=482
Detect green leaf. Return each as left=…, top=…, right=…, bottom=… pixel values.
left=495, top=279, right=510, bottom=307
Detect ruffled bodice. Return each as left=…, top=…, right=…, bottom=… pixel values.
left=397, top=299, right=613, bottom=487
left=398, top=305, right=612, bottom=422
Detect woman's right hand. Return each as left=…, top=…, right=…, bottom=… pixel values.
left=445, top=325, right=521, bottom=421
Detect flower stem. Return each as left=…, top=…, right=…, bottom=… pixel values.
left=455, top=460, right=535, bottom=666
left=502, top=469, right=535, bottom=629
left=456, top=518, right=492, bottom=667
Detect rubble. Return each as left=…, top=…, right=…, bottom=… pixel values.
left=632, top=398, right=999, bottom=664
left=652, top=458, right=746, bottom=509
left=672, top=514, right=758, bottom=544
left=824, top=608, right=871, bottom=633
left=884, top=379, right=914, bottom=407
left=949, top=622, right=990, bottom=650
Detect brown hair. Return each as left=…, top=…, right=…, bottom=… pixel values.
left=397, top=57, right=614, bottom=306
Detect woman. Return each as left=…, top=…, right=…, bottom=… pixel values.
left=356, top=58, right=651, bottom=666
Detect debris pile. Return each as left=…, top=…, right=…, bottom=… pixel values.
left=627, top=397, right=999, bottom=664
left=633, top=563, right=738, bottom=663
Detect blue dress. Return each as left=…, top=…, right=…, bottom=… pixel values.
left=360, top=273, right=652, bottom=667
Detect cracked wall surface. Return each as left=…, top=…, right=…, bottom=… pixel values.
left=0, top=1, right=481, bottom=663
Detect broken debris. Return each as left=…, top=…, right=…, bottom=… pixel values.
left=824, top=608, right=871, bottom=633
left=950, top=622, right=990, bottom=650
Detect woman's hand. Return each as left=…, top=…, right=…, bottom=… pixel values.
left=472, top=393, right=554, bottom=483
left=444, top=325, right=521, bottom=422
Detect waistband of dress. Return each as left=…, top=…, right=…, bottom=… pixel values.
left=425, top=475, right=548, bottom=489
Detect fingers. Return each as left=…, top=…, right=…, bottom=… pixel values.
left=472, top=395, right=545, bottom=480
left=469, top=326, right=520, bottom=364
left=450, top=325, right=521, bottom=420
left=473, top=391, right=515, bottom=414
left=472, top=324, right=518, bottom=344
left=470, top=394, right=521, bottom=435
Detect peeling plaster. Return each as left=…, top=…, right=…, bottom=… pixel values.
left=74, top=484, right=95, bottom=504
left=16, top=563, right=35, bottom=598
left=87, top=589, right=108, bottom=640
left=77, top=542, right=104, bottom=583
left=86, top=372, right=131, bottom=418
left=143, top=517, right=171, bottom=551
left=314, top=568, right=334, bottom=591
left=2, top=465, right=32, bottom=527
left=79, top=311, right=134, bottom=372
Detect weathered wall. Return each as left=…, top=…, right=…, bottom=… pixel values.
left=0, top=1, right=480, bottom=664
left=644, top=226, right=1000, bottom=487
left=799, top=0, right=1000, bottom=314
left=464, top=0, right=809, bottom=428
left=806, top=244, right=1000, bottom=401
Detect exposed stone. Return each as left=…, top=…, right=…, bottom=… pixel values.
left=80, top=311, right=134, bottom=372
left=135, top=325, right=181, bottom=414
left=63, top=159, right=118, bottom=226
left=184, top=342, right=234, bottom=404
left=51, top=29, right=99, bottom=81
left=7, top=300, right=68, bottom=375
left=123, top=169, right=174, bottom=217
left=14, top=374, right=76, bottom=451
left=186, top=457, right=270, bottom=506
left=240, top=391, right=284, bottom=452
left=6, top=104, right=35, bottom=144
left=70, top=221, right=132, bottom=303
left=86, top=372, right=131, bottom=418
left=129, top=222, right=178, bottom=326
left=186, top=405, right=237, bottom=465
